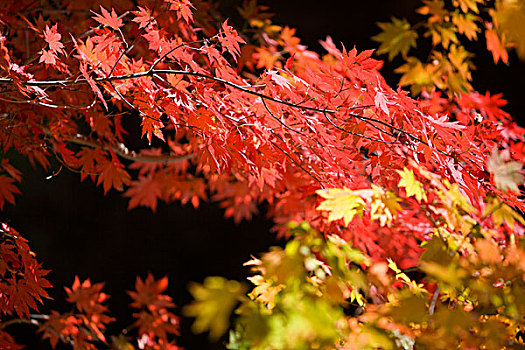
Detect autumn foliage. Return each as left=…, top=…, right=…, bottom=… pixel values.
left=1, top=0, right=525, bottom=349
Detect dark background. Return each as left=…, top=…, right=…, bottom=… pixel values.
left=2, top=1, right=524, bottom=349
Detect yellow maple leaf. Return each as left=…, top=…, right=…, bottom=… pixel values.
left=316, top=188, right=368, bottom=226
left=395, top=57, right=436, bottom=94
left=452, top=12, right=480, bottom=40
left=397, top=168, right=427, bottom=202
left=183, top=277, right=246, bottom=340
left=372, top=17, right=418, bottom=61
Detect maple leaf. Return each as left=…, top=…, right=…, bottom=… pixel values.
left=374, top=89, right=390, bottom=116
left=96, top=156, right=131, bottom=194
left=453, top=0, right=482, bottom=13
left=141, top=115, right=165, bottom=142
left=0, top=175, right=20, bottom=209
left=397, top=168, right=427, bottom=202
left=167, top=0, right=195, bottom=23
left=183, top=277, right=246, bottom=340
left=132, top=7, right=154, bottom=29
left=91, top=6, right=123, bottom=30
left=452, top=13, right=479, bottom=40
left=143, top=29, right=162, bottom=52
left=7, top=279, right=38, bottom=318
left=485, top=26, right=509, bottom=64
left=128, top=274, right=174, bottom=310
left=1, top=159, right=22, bottom=182
left=43, top=24, right=64, bottom=54
left=65, top=276, right=108, bottom=315
left=41, top=312, right=81, bottom=348
left=486, top=148, right=524, bottom=192
left=38, top=49, right=57, bottom=65
left=493, top=2, right=525, bottom=60
left=77, top=147, right=107, bottom=182
left=425, top=113, right=466, bottom=140
left=124, top=175, right=162, bottom=212
left=395, top=57, right=434, bottom=94
left=220, top=19, right=246, bottom=61
left=372, top=17, right=418, bottom=61
left=316, top=188, right=368, bottom=226
left=128, top=275, right=179, bottom=342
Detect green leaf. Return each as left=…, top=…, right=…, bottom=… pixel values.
left=372, top=17, right=418, bottom=61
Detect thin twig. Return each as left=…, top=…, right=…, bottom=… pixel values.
left=429, top=287, right=440, bottom=315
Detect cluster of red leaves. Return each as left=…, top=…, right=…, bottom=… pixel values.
left=0, top=223, right=51, bottom=350
left=41, top=277, right=114, bottom=349
left=39, top=274, right=180, bottom=350
left=0, top=223, right=51, bottom=319
left=128, top=274, right=181, bottom=350
left=0, top=0, right=523, bottom=270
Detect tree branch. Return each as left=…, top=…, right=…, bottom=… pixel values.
left=0, top=68, right=483, bottom=183
left=41, top=127, right=192, bottom=164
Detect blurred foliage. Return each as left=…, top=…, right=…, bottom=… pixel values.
left=372, top=0, right=525, bottom=95
left=186, top=165, right=525, bottom=349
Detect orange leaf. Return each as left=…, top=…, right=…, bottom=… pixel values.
left=485, top=26, right=508, bottom=64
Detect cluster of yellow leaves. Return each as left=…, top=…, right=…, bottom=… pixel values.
left=184, top=163, right=525, bottom=348
left=317, top=162, right=522, bottom=252
left=185, top=222, right=372, bottom=348
left=373, top=0, right=525, bottom=95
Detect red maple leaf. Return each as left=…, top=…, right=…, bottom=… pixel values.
left=128, top=274, right=174, bottom=310
left=220, top=19, right=245, bottom=60
left=132, top=6, right=154, bottom=29
left=91, top=6, right=123, bottom=30
left=77, top=147, right=107, bottom=181
left=96, top=155, right=131, bottom=194
left=124, top=174, right=162, bottom=212
left=143, top=29, right=162, bottom=52
left=1, top=159, right=22, bottom=182
left=38, top=49, right=56, bottom=65
left=0, top=175, right=20, bottom=209
left=43, top=24, right=64, bottom=54
left=65, top=276, right=108, bottom=315
left=167, top=0, right=194, bottom=23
